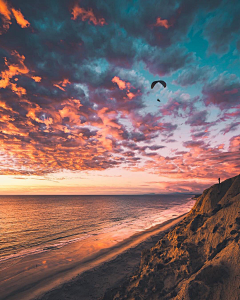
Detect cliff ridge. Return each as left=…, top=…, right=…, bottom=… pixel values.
left=102, top=175, right=240, bottom=300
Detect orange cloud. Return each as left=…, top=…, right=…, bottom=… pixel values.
left=0, top=0, right=10, bottom=19
left=154, top=17, right=170, bottom=29
left=0, top=0, right=11, bottom=32
left=72, top=5, right=106, bottom=26
left=112, top=76, right=136, bottom=100
left=10, top=83, right=26, bottom=96
left=32, top=76, right=42, bottom=82
left=112, top=76, right=127, bottom=90
left=54, top=84, right=65, bottom=91
left=53, top=78, right=71, bottom=91
left=0, top=100, right=12, bottom=111
left=0, top=51, right=41, bottom=96
left=11, top=8, right=30, bottom=28
left=62, top=78, right=70, bottom=87
left=92, top=107, right=123, bottom=150
left=0, top=92, right=239, bottom=181
left=127, top=92, right=135, bottom=100
left=59, top=99, right=83, bottom=125
left=0, top=0, right=30, bottom=33
left=0, top=51, right=29, bottom=96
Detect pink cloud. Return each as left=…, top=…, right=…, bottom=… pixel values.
left=141, top=140, right=240, bottom=182
left=202, top=73, right=240, bottom=109
left=228, top=135, right=240, bottom=152
left=224, top=88, right=238, bottom=95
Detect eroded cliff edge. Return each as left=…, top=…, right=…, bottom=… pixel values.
left=102, top=175, right=240, bottom=300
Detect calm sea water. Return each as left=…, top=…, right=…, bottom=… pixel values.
left=0, top=195, right=195, bottom=262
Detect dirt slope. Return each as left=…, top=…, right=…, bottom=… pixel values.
left=102, top=175, right=240, bottom=300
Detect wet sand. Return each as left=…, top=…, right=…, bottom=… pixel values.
left=0, top=214, right=186, bottom=300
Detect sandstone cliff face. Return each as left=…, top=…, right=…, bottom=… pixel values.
left=102, top=175, right=240, bottom=300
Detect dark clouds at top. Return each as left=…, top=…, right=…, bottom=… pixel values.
left=0, top=0, right=239, bottom=184
left=0, top=0, right=225, bottom=80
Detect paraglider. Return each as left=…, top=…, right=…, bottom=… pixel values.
left=151, top=80, right=166, bottom=103
left=151, top=80, right=167, bottom=89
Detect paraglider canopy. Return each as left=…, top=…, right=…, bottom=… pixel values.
left=151, top=80, right=167, bottom=89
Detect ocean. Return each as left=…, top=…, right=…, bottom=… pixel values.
left=0, top=194, right=195, bottom=263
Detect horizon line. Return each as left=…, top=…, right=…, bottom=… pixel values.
left=0, top=192, right=197, bottom=196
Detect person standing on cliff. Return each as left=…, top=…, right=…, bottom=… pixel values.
left=218, top=178, right=220, bottom=184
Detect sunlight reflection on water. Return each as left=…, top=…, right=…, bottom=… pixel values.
left=0, top=194, right=195, bottom=261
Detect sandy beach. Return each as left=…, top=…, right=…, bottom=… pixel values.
left=0, top=214, right=186, bottom=300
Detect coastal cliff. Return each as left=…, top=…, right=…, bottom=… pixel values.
left=102, top=175, right=240, bottom=300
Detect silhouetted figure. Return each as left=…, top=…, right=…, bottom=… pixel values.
left=218, top=178, right=220, bottom=184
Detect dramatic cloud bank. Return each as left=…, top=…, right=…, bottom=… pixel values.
left=0, top=0, right=239, bottom=193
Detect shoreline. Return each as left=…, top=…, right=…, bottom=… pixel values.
left=36, top=214, right=187, bottom=300
left=1, top=214, right=186, bottom=300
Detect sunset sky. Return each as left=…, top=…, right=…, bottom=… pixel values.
left=0, top=0, right=239, bottom=195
